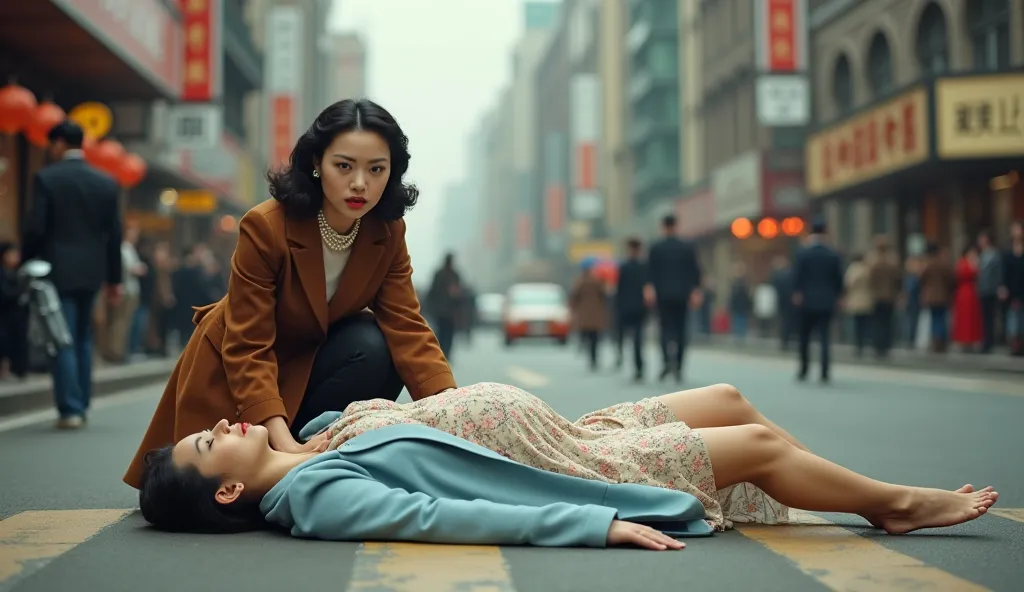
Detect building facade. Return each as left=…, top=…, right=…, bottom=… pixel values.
left=626, top=0, right=682, bottom=221
left=328, top=32, right=368, bottom=101
left=807, top=0, right=1024, bottom=258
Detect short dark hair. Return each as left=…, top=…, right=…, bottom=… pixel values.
left=625, top=237, right=642, bottom=250
left=48, top=120, right=84, bottom=148
left=138, top=445, right=265, bottom=534
left=268, top=98, right=418, bottom=221
left=661, top=215, right=677, bottom=228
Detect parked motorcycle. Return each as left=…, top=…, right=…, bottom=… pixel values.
left=16, top=259, right=73, bottom=358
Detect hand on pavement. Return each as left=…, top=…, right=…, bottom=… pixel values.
left=606, top=520, right=685, bottom=550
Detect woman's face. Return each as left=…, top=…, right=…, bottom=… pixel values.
left=2, top=247, right=21, bottom=269
left=315, top=130, right=391, bottom=225
left=171, top=419, right=272, bottom=504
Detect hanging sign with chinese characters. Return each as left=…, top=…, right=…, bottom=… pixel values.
left=936, top=74, right=1024, bottom=159
left=180, top=0, right=222, bottom=102
left=755, top=0, right=807, bottom=73
left=806, top=87, right=929, bottom=197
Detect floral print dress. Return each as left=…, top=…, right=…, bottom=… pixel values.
left=322, top=382, right=789, bottom=530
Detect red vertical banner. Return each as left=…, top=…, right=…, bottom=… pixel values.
left=575, top=143, right=595, bottom=190
left=545, top=184, right=565, bottom=231
left=271, top=96, right=293, bottom=168
left=516, top=214, right=532, bottom=249
left=181, top=0, right=214, bottom=101
left=765, top=0, right=797, bottom=72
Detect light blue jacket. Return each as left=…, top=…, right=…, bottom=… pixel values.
left=260, top=421, right=713, bottom=548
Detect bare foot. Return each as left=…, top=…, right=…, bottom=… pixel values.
left=868, top=485, right=997, bottom=534
left=861, top=484, right=975, bottom=529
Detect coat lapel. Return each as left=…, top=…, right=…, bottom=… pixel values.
left=327, top=216, right=390, bottom=321
left=285, top=215, right=328, bottom=332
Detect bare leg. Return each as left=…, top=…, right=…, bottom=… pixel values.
left=657, top=384, right=811, bottom=452
left=698, top=424, right=998, bottom=534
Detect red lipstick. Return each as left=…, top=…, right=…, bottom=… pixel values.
left=241, top=422, right=249, bottom=435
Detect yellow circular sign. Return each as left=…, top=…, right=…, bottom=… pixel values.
left=68, top=102, right=113, bottom=140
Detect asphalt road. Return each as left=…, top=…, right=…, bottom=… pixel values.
left=1, top=331, right=1022, bottom=592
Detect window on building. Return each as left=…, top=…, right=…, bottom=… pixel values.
left=967, top=0, right=1010, bottom=70
left=915, top=2, right=949, bottom=75
left=832, top=53, right=853, bottom=113
left=648, top=41, right=678, bottom=79
left=866, top=32, right=893, bottom=97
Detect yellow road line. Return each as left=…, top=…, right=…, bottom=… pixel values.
left=0, top=509, right=131, bottom=584
left=506, top=366, right=550, bottom=388
left=737, top=510, right=988, bottom=591
left=990, top=508, right=1024, bottom=524
left=346, top=542, right=514, bottom=592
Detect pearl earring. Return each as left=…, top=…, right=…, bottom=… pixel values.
left=313, top=170, right=320, bottom=178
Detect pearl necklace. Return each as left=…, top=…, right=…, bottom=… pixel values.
left=317, top=210, right=361, bottom=251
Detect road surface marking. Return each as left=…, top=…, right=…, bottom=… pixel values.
left=736, top=510, right=988, bottom=591
left=0, top=509, right=131, bottom=586
left=0, top=385, right=158, bottom=433
left=697, top=350, right=1024, bottom=397
left=991, top=508, right=1024, bottom=524
left=346, top=542, right=515, bottom=592
left=505, top=366, right=550, bottom=388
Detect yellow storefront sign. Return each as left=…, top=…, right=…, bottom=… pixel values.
left=175, top=190, right=217, bottom=214
left=234, top=151, right=256, bottom=206
left=568, top=240, right=615, bottom=263
left=936, top=74, right=1024, bottom=159
left=806, top=87, right=929, bottom=197
left=68, top=102, right=113, bottom=141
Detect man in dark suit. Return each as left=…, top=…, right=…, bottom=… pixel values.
left=647, top=215, right=702, bottom=383
left=614, top=238, right=649, bottom=381
left=23, top=121, right=123, bottom=429
left=791, top=218, right=844, bottom=383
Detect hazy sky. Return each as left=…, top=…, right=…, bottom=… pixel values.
left=331, top=0, right=527, bottom=281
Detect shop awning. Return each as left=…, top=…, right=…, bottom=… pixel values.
left=0, top=0, right=182, bottom=100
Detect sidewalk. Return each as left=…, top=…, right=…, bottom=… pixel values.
left=692, top=335, right=1024, bottom=376
left=0, top=358, right=175, bottom=416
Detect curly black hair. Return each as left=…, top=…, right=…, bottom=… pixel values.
left=268, top=98, right=418, bottom=220
left=138, top=445, right=265, bottom=534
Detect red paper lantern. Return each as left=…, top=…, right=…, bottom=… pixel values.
left=25, top=101, right=66, bottom=147
left=85, top=139, right=125, bottom=174
left=116, top=153, right=147, bottom=188
left=0, top=83, right=38, bottom=135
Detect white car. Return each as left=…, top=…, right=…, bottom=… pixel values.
left=502, top=283, right=571, bottom=346
left=475, top=292, right=506, bottom=327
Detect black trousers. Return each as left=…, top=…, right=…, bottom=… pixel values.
left=798, top=310, right=833, bottom=380
left=0, top=309, right=29, bottom=377
left=657, top=301, right=689, bottom=374
left=580, top=329, right=600, bottom=369
left=615, top=312, right=645, bottom=375
left=980, top=295, right=998, bottom=352
left=290, top=313, right=405, bottom=438
left=872, top=302, right=895, bottom=356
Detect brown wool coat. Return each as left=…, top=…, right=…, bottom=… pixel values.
left=123, top=199, right=455, bottom=488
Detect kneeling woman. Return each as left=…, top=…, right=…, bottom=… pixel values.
left=123, top=99, right=455, bottom=489
left=139, top=383, right=997, bottom=547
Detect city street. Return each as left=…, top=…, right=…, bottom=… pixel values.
left=1, top=332, right=1022, bottom=592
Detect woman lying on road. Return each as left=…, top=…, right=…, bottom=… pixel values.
left=139, top=382, right=997, bottom=549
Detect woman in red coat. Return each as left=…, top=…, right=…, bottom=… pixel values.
left=952, top=245, right=983, bottom=349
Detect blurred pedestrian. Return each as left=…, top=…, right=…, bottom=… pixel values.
left=647, top=215, right=702, bottom=383
left=844, top=253, right=873, bottom=357
left=952, top=245, right=983, bottom=351
left=124, top=98, right=454, bottom=489
left=614, top=238, right=648, bottom=381
left=1003, top=221, right=1024, bottom=355
left=792, top=218, right=843, bottom=383
left=728, top=263, right=751, bottom=344
left=0, top=242, right=29, bottom=380
left=902, top=255, right=923, bottom=348
left=426, top=252, right=462, bottom=361
left=570, top=262, right=609, bottom=371
left=769, top=256, right=794, bottom=349
left=919, top=244, right=955, bottom=353
left=867, top=236, right=901, bottom=357
left=974, top=230, right=1002, bottom=353
left=22, top=120, right=123, bottom=429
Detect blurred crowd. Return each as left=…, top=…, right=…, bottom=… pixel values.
left=0, top=222, right=230, bottom=380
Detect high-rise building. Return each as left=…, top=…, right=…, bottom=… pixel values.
left=328, top=32, right=368, bottom=101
